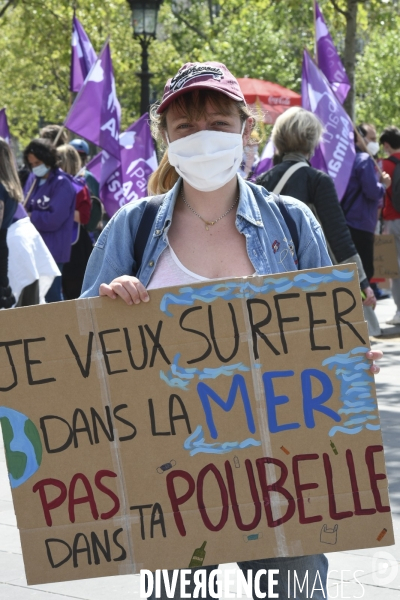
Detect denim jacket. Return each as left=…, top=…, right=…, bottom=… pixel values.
left=81, top=177, right=332, bottom=298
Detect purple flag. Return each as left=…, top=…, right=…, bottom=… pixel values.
left=315, top=2, right=351, bottom=104
left=70, top=15, right=97, bottom=93
left=98, top=114, right=157, bottom=217
left=86, top=152, right=102, bottom=182
left=302, top=50, right=355, bottom=201
left=252, top=138, right=275, bottom=180
left=65, top=41, right=121, bottom=160
left=0, top=108, right=11, bottom=144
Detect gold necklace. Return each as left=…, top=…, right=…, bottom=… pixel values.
left=180, top=186, right=239, bottom=230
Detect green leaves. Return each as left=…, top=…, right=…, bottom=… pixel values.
left=0, top=0, right=398, bottom=146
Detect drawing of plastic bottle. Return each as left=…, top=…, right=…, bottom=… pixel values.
left=188, top=541, right=207, bottom=568
left=330, top=440, right=338, bottom=455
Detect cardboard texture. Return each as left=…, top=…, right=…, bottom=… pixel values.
left=0, top=264, right=394, bottom=585
left=373, top=234, right=400, bottom=279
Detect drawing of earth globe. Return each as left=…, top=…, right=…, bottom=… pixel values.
left=0, top=407, right=42, bottom=488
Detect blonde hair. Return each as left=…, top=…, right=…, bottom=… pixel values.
left=57, top=144, right=82, bottom=176
left=148, top=88, right=256, bottom=195
left=148, top=150, right=180, bottom=195
left=272, top=107, right=323, bottom=157
left=0, top=138, right=23, bottom=203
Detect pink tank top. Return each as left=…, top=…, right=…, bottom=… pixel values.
left=147, top=243, right=209, bottom=290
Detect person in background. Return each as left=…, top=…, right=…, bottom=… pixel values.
left=340, top=124, right=390, bottom=291
left=56, top=144, right=93, bottom=299
left=80, top=60, right=383, bottom=600
left=40, top=124, right=68, bottom=147
left=19, top=124, right=69, bottom=199
left=355, top=123, right=380, bottom=157
left=380, top=125, right=400, bottom=325
left=23, top=138, right=76, bottom=302
left=69, top=138, right=100, bottom=198
left=69, top=138, right=104, bottom=241
left=0, top=137, right=20, bottom=308
left=256, top=107, right=376, bottom=307
left=239, top=130, right=260, bottom=179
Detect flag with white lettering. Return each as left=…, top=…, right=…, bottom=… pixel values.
left=69, top=15, right=97, bottom=93
left=0, top=108, right=11, bottom=144
left=91, top=114, right=157, bottom=217
left=65, top=41, right=121, bottom=160
left=302, top=50, right=355, bottom=200
left=315, top=2, right=351, bottom=104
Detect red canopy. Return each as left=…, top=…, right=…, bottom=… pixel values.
left=237, top=78, right=301, bottom=124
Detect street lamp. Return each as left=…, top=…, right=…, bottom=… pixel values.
left=126, top=0, right=164, bottom=115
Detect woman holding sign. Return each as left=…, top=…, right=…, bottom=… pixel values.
left=81, top=62, right=382, bottom=600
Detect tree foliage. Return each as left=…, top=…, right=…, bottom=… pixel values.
left=0, top=0, right=399, bottom=145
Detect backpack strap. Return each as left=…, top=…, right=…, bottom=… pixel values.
left=133, top=194, right=166, bottom=276
left=387, top=156, right=400, bottom=166
left=272, top=162, right=308, bottom=195
left=271, top=193, right=299, bottom=254
left=23, top=178, right=37, bottom=208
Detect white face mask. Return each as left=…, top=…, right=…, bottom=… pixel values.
left=32, top=164, right=50, bottom=178
left=168, top=128, right=244, bottom=192
left=366, top=141, right=379, bottom=156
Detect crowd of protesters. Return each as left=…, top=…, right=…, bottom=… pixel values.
left=0, top=124, right=101, bottom=308
left=0, top=111, right=400, bottom=326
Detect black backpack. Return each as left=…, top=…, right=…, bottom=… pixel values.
left=132, top=193, right=300, bottom=277
left=387, top=156, right=400, bottom=212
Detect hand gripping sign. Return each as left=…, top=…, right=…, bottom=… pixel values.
left=0, top=264, right=394, bottom=584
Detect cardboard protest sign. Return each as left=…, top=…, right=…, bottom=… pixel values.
left=374, top=234, right=400, bottom=279
left=0, top=264, right=394, bottom=585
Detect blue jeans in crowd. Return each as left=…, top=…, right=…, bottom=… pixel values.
left=148, top=554, right=328, bottom=599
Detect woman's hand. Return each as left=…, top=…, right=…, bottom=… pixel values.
left=362, top=285, right=377, bottom=309
left=99, top=276, right=149, bottom=305
left=366, top=349, right=383, bottom=375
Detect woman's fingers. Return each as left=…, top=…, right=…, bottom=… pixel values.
left=99, top=277, right=149, bottom=305
left=99, top=283, right=117, bottom=299
left=366, top=349, right=383, bottom=375
left=112, top=280, right=139, bottom=305
left=366, top=350, right=383, bottom=361
left=135, top=279, right=150, bottom=303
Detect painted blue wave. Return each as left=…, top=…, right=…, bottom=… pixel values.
left=160, top=353, right=261, bottom=390
left=322, top=347, right=378, bottom=437
left=160, top=269, right=355, bottom=316
left=184, top=425, right=261, bottom=457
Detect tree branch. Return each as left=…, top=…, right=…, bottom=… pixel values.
left=0, top=0, right=16, bottom=19
left=26, top=0, right=68, bottom=23
left=329, top=0, right=350, bottom=18
left=51, top=64, right=68, bottom=102
left=171, top=11, right=215, bottom=52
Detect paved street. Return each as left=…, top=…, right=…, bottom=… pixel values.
left=1, top=298, right=399, bottom=599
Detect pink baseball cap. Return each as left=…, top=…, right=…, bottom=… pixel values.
left=157, top=61, right=246, bottom=114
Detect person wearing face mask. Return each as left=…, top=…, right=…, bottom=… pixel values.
left=340, top=124, right=390, bottom=290
left=23, top=137, right=76, bottom=302
left=80, top=61, right=383, bottom=600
